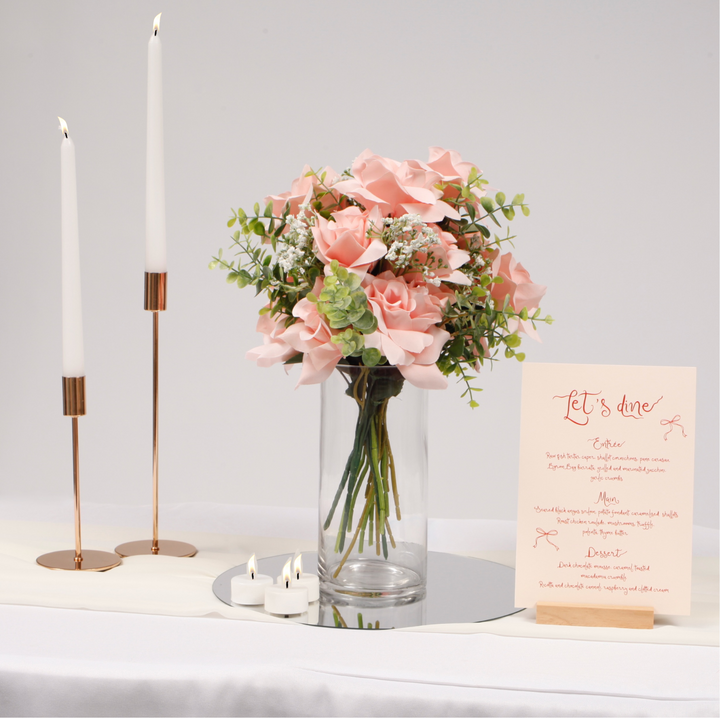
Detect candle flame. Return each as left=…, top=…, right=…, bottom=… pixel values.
left=282, top=558, right=292, bottom=589
left=58, top=117, right=68, bottom=138
left=247, top=554, right=257, bottom=579
left=293, top=553, right=303, bottom=580
left=153, top=13, right=161, bottom=35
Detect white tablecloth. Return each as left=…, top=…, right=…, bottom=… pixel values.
left=0, top=503, right=717, bottom=717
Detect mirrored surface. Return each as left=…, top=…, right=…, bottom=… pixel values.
left=213, top=552, right=523, bottom=629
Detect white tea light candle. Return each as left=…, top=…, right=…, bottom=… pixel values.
left=293, top=554, right=320, bottom=602
left=231, top=554, right=273, bottom=605
left=264, top=559, right=308, bottom=616
left=58, top=118, right=85, bottom=378
left=145, top=12, right=167, bottom=271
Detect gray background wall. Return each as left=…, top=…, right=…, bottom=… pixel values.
left=1, top=0, right=717, bottom=528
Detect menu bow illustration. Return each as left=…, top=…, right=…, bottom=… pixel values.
left=515, top=364, right=696, bottom=615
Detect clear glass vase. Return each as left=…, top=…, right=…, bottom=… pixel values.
left=318, top=364, right=428, bottom=605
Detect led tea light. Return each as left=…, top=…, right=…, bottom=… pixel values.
left=264, top=559, right=308, bottom=616
left=231, top=554, right=273, bottom=605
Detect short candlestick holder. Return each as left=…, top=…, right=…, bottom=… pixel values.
left=115, top=273, right=196, bottom=558
left=37, top=377, right=122, bottom=571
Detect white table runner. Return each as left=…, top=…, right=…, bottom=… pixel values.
left=0, top=514, right=716, bottom=646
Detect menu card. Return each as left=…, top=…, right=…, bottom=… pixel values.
left=515, top=363, right=696, bottom=615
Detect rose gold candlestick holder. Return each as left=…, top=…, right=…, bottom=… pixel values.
left=115, top=273, right=196, bottom=558
left=37, top=377, right=122, bottom=571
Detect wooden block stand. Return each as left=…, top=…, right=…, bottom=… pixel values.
left=536, top=602, right=654, bottom=629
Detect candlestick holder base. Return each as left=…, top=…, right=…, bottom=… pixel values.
left=37, top=378, right=121, bottom=573
left=37, top=549, right=121, bottom=572
left=115, top=539, right=197, bottom=558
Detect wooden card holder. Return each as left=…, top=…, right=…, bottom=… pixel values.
left=536, top=601, right=654, bottom=629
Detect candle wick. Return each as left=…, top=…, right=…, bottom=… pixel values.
left=285, top=579, right=289, bottom=589
left=250, top=571, right=255, bottom=580
left=63, top=131, right=68, bottom=138
left=154, top=28, right=158, bottom=36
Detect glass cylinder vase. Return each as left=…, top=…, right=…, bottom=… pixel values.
left=318, top=364, right=428, bottom=605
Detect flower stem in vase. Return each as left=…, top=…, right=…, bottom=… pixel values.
left=326, top=365, right=404, bottom=577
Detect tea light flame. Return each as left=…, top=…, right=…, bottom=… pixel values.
left=153, top=13, right=161, bottom=36
left=293, top=554, right=303, bottom=581
left=247, top=554, right=257, bottom=579
left=282, top=558, right=292, bottom=589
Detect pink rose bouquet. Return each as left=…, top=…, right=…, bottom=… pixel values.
left=212, top=148, right=551, bottom=567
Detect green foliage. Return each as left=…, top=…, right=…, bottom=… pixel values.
left=316, top=261, right=378, bottom=334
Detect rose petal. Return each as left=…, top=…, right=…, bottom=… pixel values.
left=398, top=362, right=448, bottom=390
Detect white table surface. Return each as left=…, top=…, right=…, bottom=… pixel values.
left=0, top=502, right=717, bottom=717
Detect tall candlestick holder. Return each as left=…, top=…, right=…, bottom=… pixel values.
left=115, top=273, right=197, bottom=558
left=37, top=377, right=122, bottom=571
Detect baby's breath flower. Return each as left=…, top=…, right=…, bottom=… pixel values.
left=378, top=214, right=439, bottom=269
left=275, top=212, right=315, bottom=271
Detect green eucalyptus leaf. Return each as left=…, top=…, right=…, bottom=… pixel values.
left=480, top=197, right=495, bottom=213
left=362, top=347, right=382, bottom=367
left=227, top=217, right=236, bottom=228
left=354, top=310, right=378, bottom=334
left=495, top=191, right=506, bottom=206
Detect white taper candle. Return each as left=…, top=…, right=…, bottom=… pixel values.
left=59, top=118, right=85, bottom=378
left=146, top=12, right=167, bottom=272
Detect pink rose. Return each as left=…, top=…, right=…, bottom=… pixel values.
left=265, top=164, right=340, bottom=218
left=363, top=272, right=451, bottom=389
left=312, top=206, right=386, bottom=278
left=419, top=226, right=472, bottom=285
left=246, top=310, right=298, bottom=367
left=405, top=274, right=456, bottom=309
left=427, top=147, right=487, bottom=204
left=282, top=279, right=342, bottom=386
left=427, top=147, right=478, bottom=184
left=334, top=150, right=460, bottom=223
left=489, top=250, right=547, bottom=340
